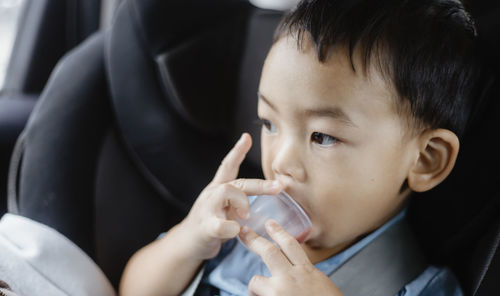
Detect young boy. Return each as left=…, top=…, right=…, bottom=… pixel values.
left=120, top=0, right=480, bottom=295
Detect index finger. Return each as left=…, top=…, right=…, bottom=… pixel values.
left=212, top=133, right=252, bottom=184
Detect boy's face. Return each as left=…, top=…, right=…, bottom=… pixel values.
left=258, top=36, right=419, bottom=259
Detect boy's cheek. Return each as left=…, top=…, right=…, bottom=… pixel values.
left=259, top=150, right=274, bottom=180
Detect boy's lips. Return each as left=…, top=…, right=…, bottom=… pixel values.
left=282, top=189, right=312, bottom=221
left=276, top=181, right=309, bottom=212
left=295, top=198, right=312, bottom=220
left=291, top=197, right=314, bottom=242
left=273, top=180, right=314, bottom=228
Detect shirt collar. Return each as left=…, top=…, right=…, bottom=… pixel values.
left=206, top=208, right=407, bottom=295
left=315, top=208, right=407, bottom=275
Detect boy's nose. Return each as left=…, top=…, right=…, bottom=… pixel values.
left=271, top=141, right=306, bottom=183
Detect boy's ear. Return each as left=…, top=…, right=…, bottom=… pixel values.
left=407, top=129, right=459, bottom=192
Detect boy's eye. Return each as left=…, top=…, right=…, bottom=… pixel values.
left=311, top=132, right=338, bottom=147
left=261, top=119, right=277, bottom=133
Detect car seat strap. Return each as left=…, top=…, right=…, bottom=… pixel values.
left=329, top=218, right=427, bottom=296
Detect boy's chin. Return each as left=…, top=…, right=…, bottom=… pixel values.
left=301, top=237, right=323, bottom=249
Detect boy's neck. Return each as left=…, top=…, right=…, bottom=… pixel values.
left=301, top=204, right=408, bottom=264
left=301, top=239, right=356, bottom=264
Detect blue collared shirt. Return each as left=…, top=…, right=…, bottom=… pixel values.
left=202, top=209, right=463, bottom=296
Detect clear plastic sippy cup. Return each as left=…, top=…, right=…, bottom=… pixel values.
left=237, top=191, right=312, bottom=246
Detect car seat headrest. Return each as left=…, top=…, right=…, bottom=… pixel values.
left=105, top=0, right=273, bottom=210
left=115, top=0, right=251, bottom=132
left=249, top=0, right=299, bottom=11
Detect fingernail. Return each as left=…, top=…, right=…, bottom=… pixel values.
left=237, top=208, right=249, bottom=219
left=266, top=220, right=279, bottom=232
left=240, top=226, right=250, bottom=241
left=237, top=133, right=246, bottom=144
left=271, top=180, right=281, bottom=189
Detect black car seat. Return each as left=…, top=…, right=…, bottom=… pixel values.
left=5, top=0, right=500, bottom=294
left=0, top=0, right=103, bottom=216
left=7, top=0, right=278, bottom=287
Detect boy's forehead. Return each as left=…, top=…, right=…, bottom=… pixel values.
left=258, top=91, right=358, bottom=128
left=260, top=36, right=399, bottom=124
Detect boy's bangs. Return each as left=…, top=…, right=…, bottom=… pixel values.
left=274, top=0, right=393, bottom=77
left=273, top=0, right=481, bottom=138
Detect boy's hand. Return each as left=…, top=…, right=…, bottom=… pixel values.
left=179, top=133, right=282, bottom=260
left=240, top=220, right=344, bottom=296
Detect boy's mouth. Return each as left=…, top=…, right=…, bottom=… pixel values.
left=282, top=189, right=311, bottom=219
left=282, top=190, right=313, bottom=233
left=296, top=228, right=312, bottom=243
left=295, top=198, right=311, bottom=220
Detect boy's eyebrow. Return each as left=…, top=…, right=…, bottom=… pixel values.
left=258, top=92, right=358, bottom=128
left=303, top=107, right=358, bottom=128
left=258, top=92, right=278, bottom=112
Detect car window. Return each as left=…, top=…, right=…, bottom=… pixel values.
left=0, top=0, right=25, bottom=90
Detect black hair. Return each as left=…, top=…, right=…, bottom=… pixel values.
left=275, top=0, right=481, bottom=138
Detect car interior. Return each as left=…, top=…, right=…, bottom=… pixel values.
left=0, top=0, right=499, bottom=295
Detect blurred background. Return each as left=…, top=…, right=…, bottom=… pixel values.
left=0, top=0, right=24, bottom=89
